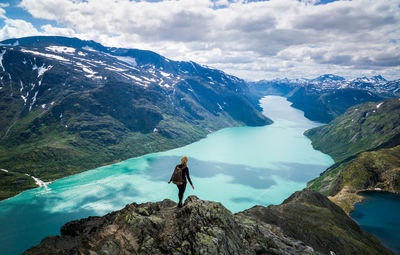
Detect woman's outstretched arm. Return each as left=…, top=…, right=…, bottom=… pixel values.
left=186, top=168, right=194, bottom=189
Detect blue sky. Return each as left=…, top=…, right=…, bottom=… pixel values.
left=0, top=0, right=399, bottom=80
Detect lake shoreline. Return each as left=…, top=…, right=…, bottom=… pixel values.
left=0, top=95, right=334, bottom=204
left=0, top=128, right=225, bottom=202
left=0, top=96, right=335, bottom=255
left=0, top=102, right=276, bottom=203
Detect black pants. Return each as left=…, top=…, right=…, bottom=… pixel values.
left=177, top=182, right=186, bottom=204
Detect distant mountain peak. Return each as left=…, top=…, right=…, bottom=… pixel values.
left=371, top=74, right=386, bottom=81
left=312, top=74, right=345, bottom=82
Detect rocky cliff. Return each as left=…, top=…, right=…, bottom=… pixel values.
left=24, top=189, right=392, bottom=255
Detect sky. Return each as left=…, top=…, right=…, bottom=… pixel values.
left=0, top=0, right=399, bottom=81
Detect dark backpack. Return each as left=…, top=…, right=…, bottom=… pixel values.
left=170, top=165, right=185, bottom=185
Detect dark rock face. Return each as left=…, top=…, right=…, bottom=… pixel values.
left=24, top=189, right=392, bottom=255
left=239, top=189, right=392, bottom=255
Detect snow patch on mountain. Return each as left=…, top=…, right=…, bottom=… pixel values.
left=46, top=46, right=76, bottom=54
left=76, top=62, right=98, bottom=78
left=0, top=49, right=6, bottom=72
left=21, top=49, right=70, bottom=62
left=32, top=64, right=53, bottom=78
left=77, top=51, right=87, bottom=57
left=119, top=73, right=149, bottom=86
left=21, top=94, right=27, bottom=104
left=160, top=71, right=171, bottom=77
left=113, top=56, right=137, bottom=67
left=29, top=91, right=38, bottom=111
left=104, top=65, right=128, bottom=72
left=82, top=46, right=96, bottom=52
left=123, top=73, right=143, bottom=82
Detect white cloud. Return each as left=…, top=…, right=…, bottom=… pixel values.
left=0, top=3, right=9, bottom=19
left=0, top=19, right=40, bottom=41
left=40, top=24, right=75, bottom=37
left=8, top=0, right=400, bottom=80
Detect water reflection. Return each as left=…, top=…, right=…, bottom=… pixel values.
left=351, top=191, right=400, bottom=254
left=0, top=96, right=334, bottom=255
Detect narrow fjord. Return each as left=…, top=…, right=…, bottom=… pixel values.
left=0, top=96, right=333, bottom=255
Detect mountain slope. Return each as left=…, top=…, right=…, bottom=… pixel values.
left=239, top=189, right=391, bottom=255
left=305, top=98, right=400, bottom=212
left=305, top=98, right=400, bottom=162
left=287, top=87, right=384, bottom=123
left=24, top=189, right=393, bottom=255
left=0, top=36, right=271, bottom=200
left=249, top=74, right=398, bottom=123
left=316, top=145, right=400, bottom=213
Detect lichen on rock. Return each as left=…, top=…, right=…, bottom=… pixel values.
left=23, top=189, right=392, bottom=255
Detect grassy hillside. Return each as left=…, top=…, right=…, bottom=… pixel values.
left=306, top=98, right=400, bottom=213
left=288, top=88, right=384, bottom=123
left=0, top=170, right=37, bottom=200
left=305, top=98, right=400, bottom=162
left=0, top=36, right=271, bottom=200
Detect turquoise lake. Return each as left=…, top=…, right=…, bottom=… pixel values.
left=0, top=96, right=334, bottom=255
left=351, top=191, right=400, bottom=254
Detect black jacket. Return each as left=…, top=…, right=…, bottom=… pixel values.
left=171, top=164, right=193, bottom=185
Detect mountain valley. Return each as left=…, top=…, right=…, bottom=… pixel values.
left=0, top=36, right=399, bottom=254
left=250, top=74, right=399, bottom=123
left=0, top=36, right=270, bottom=200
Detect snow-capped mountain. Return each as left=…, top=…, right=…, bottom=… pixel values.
left=249, top=73, right=399, bottom=123
left=0, top=36, right=270, bottom=199
left=255, top=73, right=399, bottom=96
left=310, top=74, right=346, bottom=83
left=305, top=74, right=396, bottom=95
left=0, top=36, right=251, bottom=113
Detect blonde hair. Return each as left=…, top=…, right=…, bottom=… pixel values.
left=181, top=156, right=188, bottom=166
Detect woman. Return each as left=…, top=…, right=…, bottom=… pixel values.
left=168, top=156, right=194, bottom=207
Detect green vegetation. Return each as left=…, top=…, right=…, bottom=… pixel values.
left=0, top=111, right=226, bottom=199
left=0, top=43, right=270, bottom=200
left=288, top=88, right=385, bottom=123
left=0, top=170, right=37, bottom=200
left=306, top=98, right=400, bottom=212
left=305, top=98, right=400, bottom=162
left=309, top=145, right=400, bottom=196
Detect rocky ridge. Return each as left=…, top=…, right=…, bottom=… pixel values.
left=24, top=189, right=392, bottom=255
